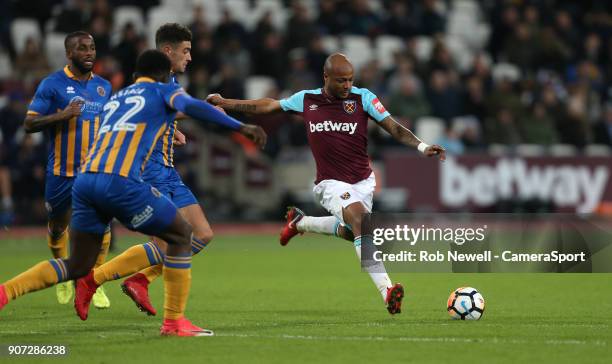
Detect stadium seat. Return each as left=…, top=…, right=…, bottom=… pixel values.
left=11, top=18, right=41, bottom=54
left=245, top=76, right=275, bottom=100
left=444, top=35, right=473, bottom=72
left=516, top=144, right=547, bottom=157
left=448, top=0, right=491, bottom=50
left=368, top=0, right=385, bottom=14
left=147, top=6, right=187, bottom=49
left=160, top=0, right=184, bottom=7
left=191, top=0, right=222, bottom=27
left=415, top=117, right=445, bottom=144
left=252, top=0, right=287, bottom=31
left=45, top=32, right=68, bottom=70
left=414, top=36, right=434, bottom=62
left=321, top=35, right=340, bottom=54
left=452, top=0, right=479, bottom=13
left=584, top=144, right=611, bottom=156
left=113, top=6, right=145, bottom=41
left=224, top=0, right=252, bottom=29
left=471, top=23, right=492, bottom=50
left=451, top=116, right=481, bottom=136
left=492, top=63, right=521, bottom=83
left=549, top=144, right=578, bottom=156
left=300, top=0, right=319, bottom=18
left=0, top=51, right=12, bottom=79
left=341, top=35, right=372, bottom=72
left=448, top=12, right=476, bottom=37
left=375, top=35, right=405, bottom=71
left=488, top=143, right=510, bottom=156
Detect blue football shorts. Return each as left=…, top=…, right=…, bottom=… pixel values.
left=71, top=172, right=178, bottom=235
left=142, top=162, right=198, bottom=209
left=44, top=174, right=74, bottom=219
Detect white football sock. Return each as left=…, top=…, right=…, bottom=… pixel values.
left=354, top=236, right=393, bottom=301
left=296, top=216, right=339, bottom=236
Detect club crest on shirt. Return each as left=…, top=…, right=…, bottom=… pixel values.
left=340, top=192, right=351, bottom=200
left=343, top=100, right=356, bottom=114
left=97, top=86, right=106, bottom=97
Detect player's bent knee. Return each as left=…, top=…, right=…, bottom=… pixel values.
left=160, top=215, right=193, bottom=247
left=48, top=221, right=69, bottom=237
left=346, top=214, right=363, bottom=233
left=194, top=229, right=214, bottom=246
left=338, top=225, right=354, bottom=242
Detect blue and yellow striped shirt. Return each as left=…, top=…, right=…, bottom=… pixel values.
left=27, top=66, right=111, bottom=177
left=148, top=74, right=179, bottom=168
left=81, top=77, right=184, bottom=180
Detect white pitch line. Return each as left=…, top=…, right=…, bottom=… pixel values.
left=215, top=333, right=608, bottom=346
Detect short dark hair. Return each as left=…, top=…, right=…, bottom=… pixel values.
left=64, top=31, right=92, bottom=51
left=135, top=49, right=171, bottom=80
left=155, top=23, right=192, bottom=48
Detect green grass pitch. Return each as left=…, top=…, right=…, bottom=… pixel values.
left=0, top=233, right=610, bottom=363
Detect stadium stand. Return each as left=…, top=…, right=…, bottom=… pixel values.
left=2, top=0, right=612, bottom=223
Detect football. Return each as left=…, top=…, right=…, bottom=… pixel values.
left=447, top=287, right=485, bottom=320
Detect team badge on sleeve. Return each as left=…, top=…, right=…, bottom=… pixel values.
left=97, top=86, right=106, bottom=97
left=372, top=98, right=386, bottom=114
left=343, top=100, right=356, bottom=114
left=340, top=192, right=351, bottom=200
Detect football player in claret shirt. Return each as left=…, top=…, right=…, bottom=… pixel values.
left=0, top=50, right=266, bottom=336
left=208, top=53, right=445, bottom=315
left=23, top=31, right=111, bottom=307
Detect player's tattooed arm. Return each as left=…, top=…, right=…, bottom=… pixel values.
left=24, top=100, right=83, bottom=133
left=378, top=116, right=446, bottom=160
left=206, top=94, right=282, bottom=115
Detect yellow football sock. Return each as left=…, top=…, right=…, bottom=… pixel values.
left=47, top=226, right=68, bottom=259
left=3, top=259, right=67, bottom=301
left=93, top=242, right=164, bottom=285
left=141, top=264, right=163, bottom=283
left=163, top=255, right=192, bottom=320
left=140, top=236, right=208, bottom=284
left=94, top=230, right=112, bottom=268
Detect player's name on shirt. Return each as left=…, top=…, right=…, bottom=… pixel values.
left=110, top=86, right=148, bottom=100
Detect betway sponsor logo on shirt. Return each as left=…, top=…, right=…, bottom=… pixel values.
left=308, top=120, right=357, bottom=135
left=441, top=158, right=610, bottom=213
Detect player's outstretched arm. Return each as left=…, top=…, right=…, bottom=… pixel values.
left=206, top=93, right=281, bottom=115
left=378, top=116, right=446, bottom=161
left=23, top=100, right=83, bottom=133
left=172, top=93, right=267, bottom=149
left=172, top=103, right=227, bottom=146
